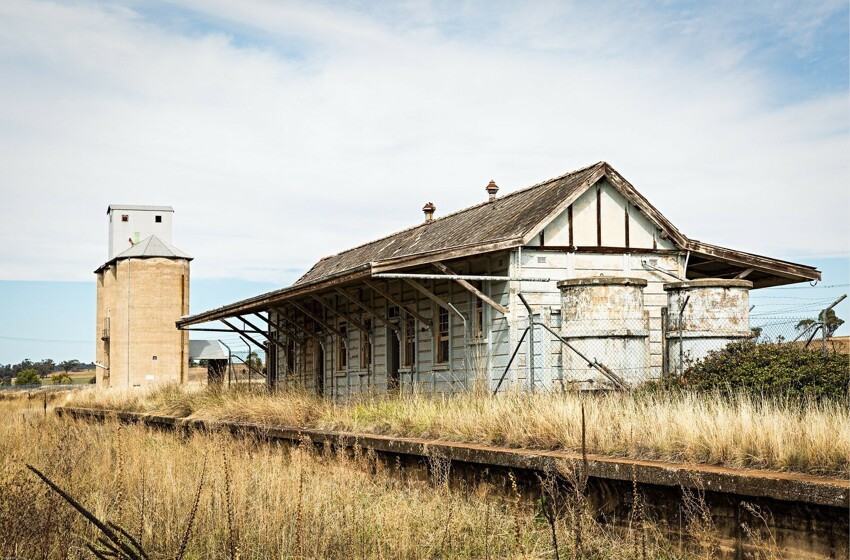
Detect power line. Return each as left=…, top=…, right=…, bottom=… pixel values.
left=0, top=335, right=91, bottom=344
left=767, top=283, right=849, bottom=290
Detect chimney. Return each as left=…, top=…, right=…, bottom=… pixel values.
left=422, top=202, right=436, bottom=222
left=486, top=180, right=499, bottom=202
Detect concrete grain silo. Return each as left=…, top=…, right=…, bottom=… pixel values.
left=95, top=205, right=191, bottom=389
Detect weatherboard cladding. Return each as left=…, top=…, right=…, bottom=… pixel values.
left=295, top=163, right=601, bottom=285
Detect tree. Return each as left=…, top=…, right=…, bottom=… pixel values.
left=59, top=359, right=81, bottom=375
left=246, top=352, right=263, bottom=372
left=15, top=359, right=33, bottom=374
left=51, top=373, right=72, bottom=385
left=796, top=308, right=845, bottom=338
left=680, top=340, right=849, bottom=400
left=40, top=359, right=55, bottom=376
left=15, top=369, right=41, bottom=387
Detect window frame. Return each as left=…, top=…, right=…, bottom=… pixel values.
left=403, top=314, right=416, bottom=367
left=471, top=283, right=485, bottom=339
left=286, top=336, right=296, bottom=374
left=360, top=317, right=372, bottom=370
left=337, top=321, right=348, bottom=371
left=436, top=306, right=449, bottom=364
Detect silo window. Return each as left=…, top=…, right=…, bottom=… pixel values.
left=155, top=215, right=162, bottom=223
left=121, top=215, right=129, bottom=222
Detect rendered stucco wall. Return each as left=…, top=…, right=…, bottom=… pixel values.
left=96, top=257, right=189, bottom=389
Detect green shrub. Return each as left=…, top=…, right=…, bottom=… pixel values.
left=680, top=341, right=849, bottom=400
left=14, top=369, right=41, bottom=387
left=51, top=374, right=72, bottom=385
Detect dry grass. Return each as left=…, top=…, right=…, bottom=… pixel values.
left=0, top=396, right=728, bottom=559
left=66, top=384, right=850, bottom=478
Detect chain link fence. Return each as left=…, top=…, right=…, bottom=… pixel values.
left=496, top=302, right=846, bottom=393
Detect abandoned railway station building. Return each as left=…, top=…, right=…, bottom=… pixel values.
left=178, top=162, right=820, bottom=396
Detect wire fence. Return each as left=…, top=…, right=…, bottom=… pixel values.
left=501, top=307, right=846, bottom=393
left=0, top=383, right=86, bottom=392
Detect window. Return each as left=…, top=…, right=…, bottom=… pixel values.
left=436, top=306, right=449, bottom=364
left=473, top=294, right=485, bottom=339
left=155, top=215, right=162, bottom=223
left=121, top=215, right=129, bottom=222
left=337, top=322, right=348, bottom=371
left=286, top=337, right=296, bottom=374
left=360, top=318, right=372, bottom=369
left=403, top=315, right=416, bottom=367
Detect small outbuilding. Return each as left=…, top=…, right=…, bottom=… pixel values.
left=189, top=339, right=229, bottom=384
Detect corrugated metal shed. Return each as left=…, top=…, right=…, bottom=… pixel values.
left=189, top=339, right=228, bottom=360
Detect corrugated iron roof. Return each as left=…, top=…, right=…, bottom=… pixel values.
left=107, top=204, right=174, bottom=213
left=189, top=339, right=228, bottom=360
left=112, top=235, right=191, bottom=260
left=295, top=162, right=603, bottom=285
left=95, top=235, right=192, bottom=272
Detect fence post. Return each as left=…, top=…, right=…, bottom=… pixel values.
left=660, top=307, right=668, bottom=378
left=820, top=294, right=847, bottom=357
left=678, top=296, right=690, bottom=377
left=518, top=294, right=535, bottom=393
left=529, top=309, right=535, bottom=393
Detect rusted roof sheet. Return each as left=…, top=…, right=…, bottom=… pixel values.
left=296, top=162, right=604, bottom=285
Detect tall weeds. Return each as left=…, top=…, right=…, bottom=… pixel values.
left=68, top=384, right=850, bottom=476
left=0, top=397, right=784, bottom=559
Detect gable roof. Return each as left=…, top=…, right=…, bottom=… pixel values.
left=296, top=161, right=688, bottom=285
left=95, top=235, right=192, bottom=272
left=176, top=161, right=820, bottom=327
left=296, top=162, right=605, bottom=285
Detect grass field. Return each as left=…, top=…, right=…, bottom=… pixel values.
left=66, top=384, right=850, bottom=478
left=0, top=393, right=767, bottom=559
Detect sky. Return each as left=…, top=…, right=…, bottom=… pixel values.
left=0, top=0, right=848, bottom=363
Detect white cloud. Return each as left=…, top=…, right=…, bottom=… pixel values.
left=0, top=0, right=846, bottom=284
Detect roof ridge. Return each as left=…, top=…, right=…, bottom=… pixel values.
left=312, top=161, right=605, bottom=264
